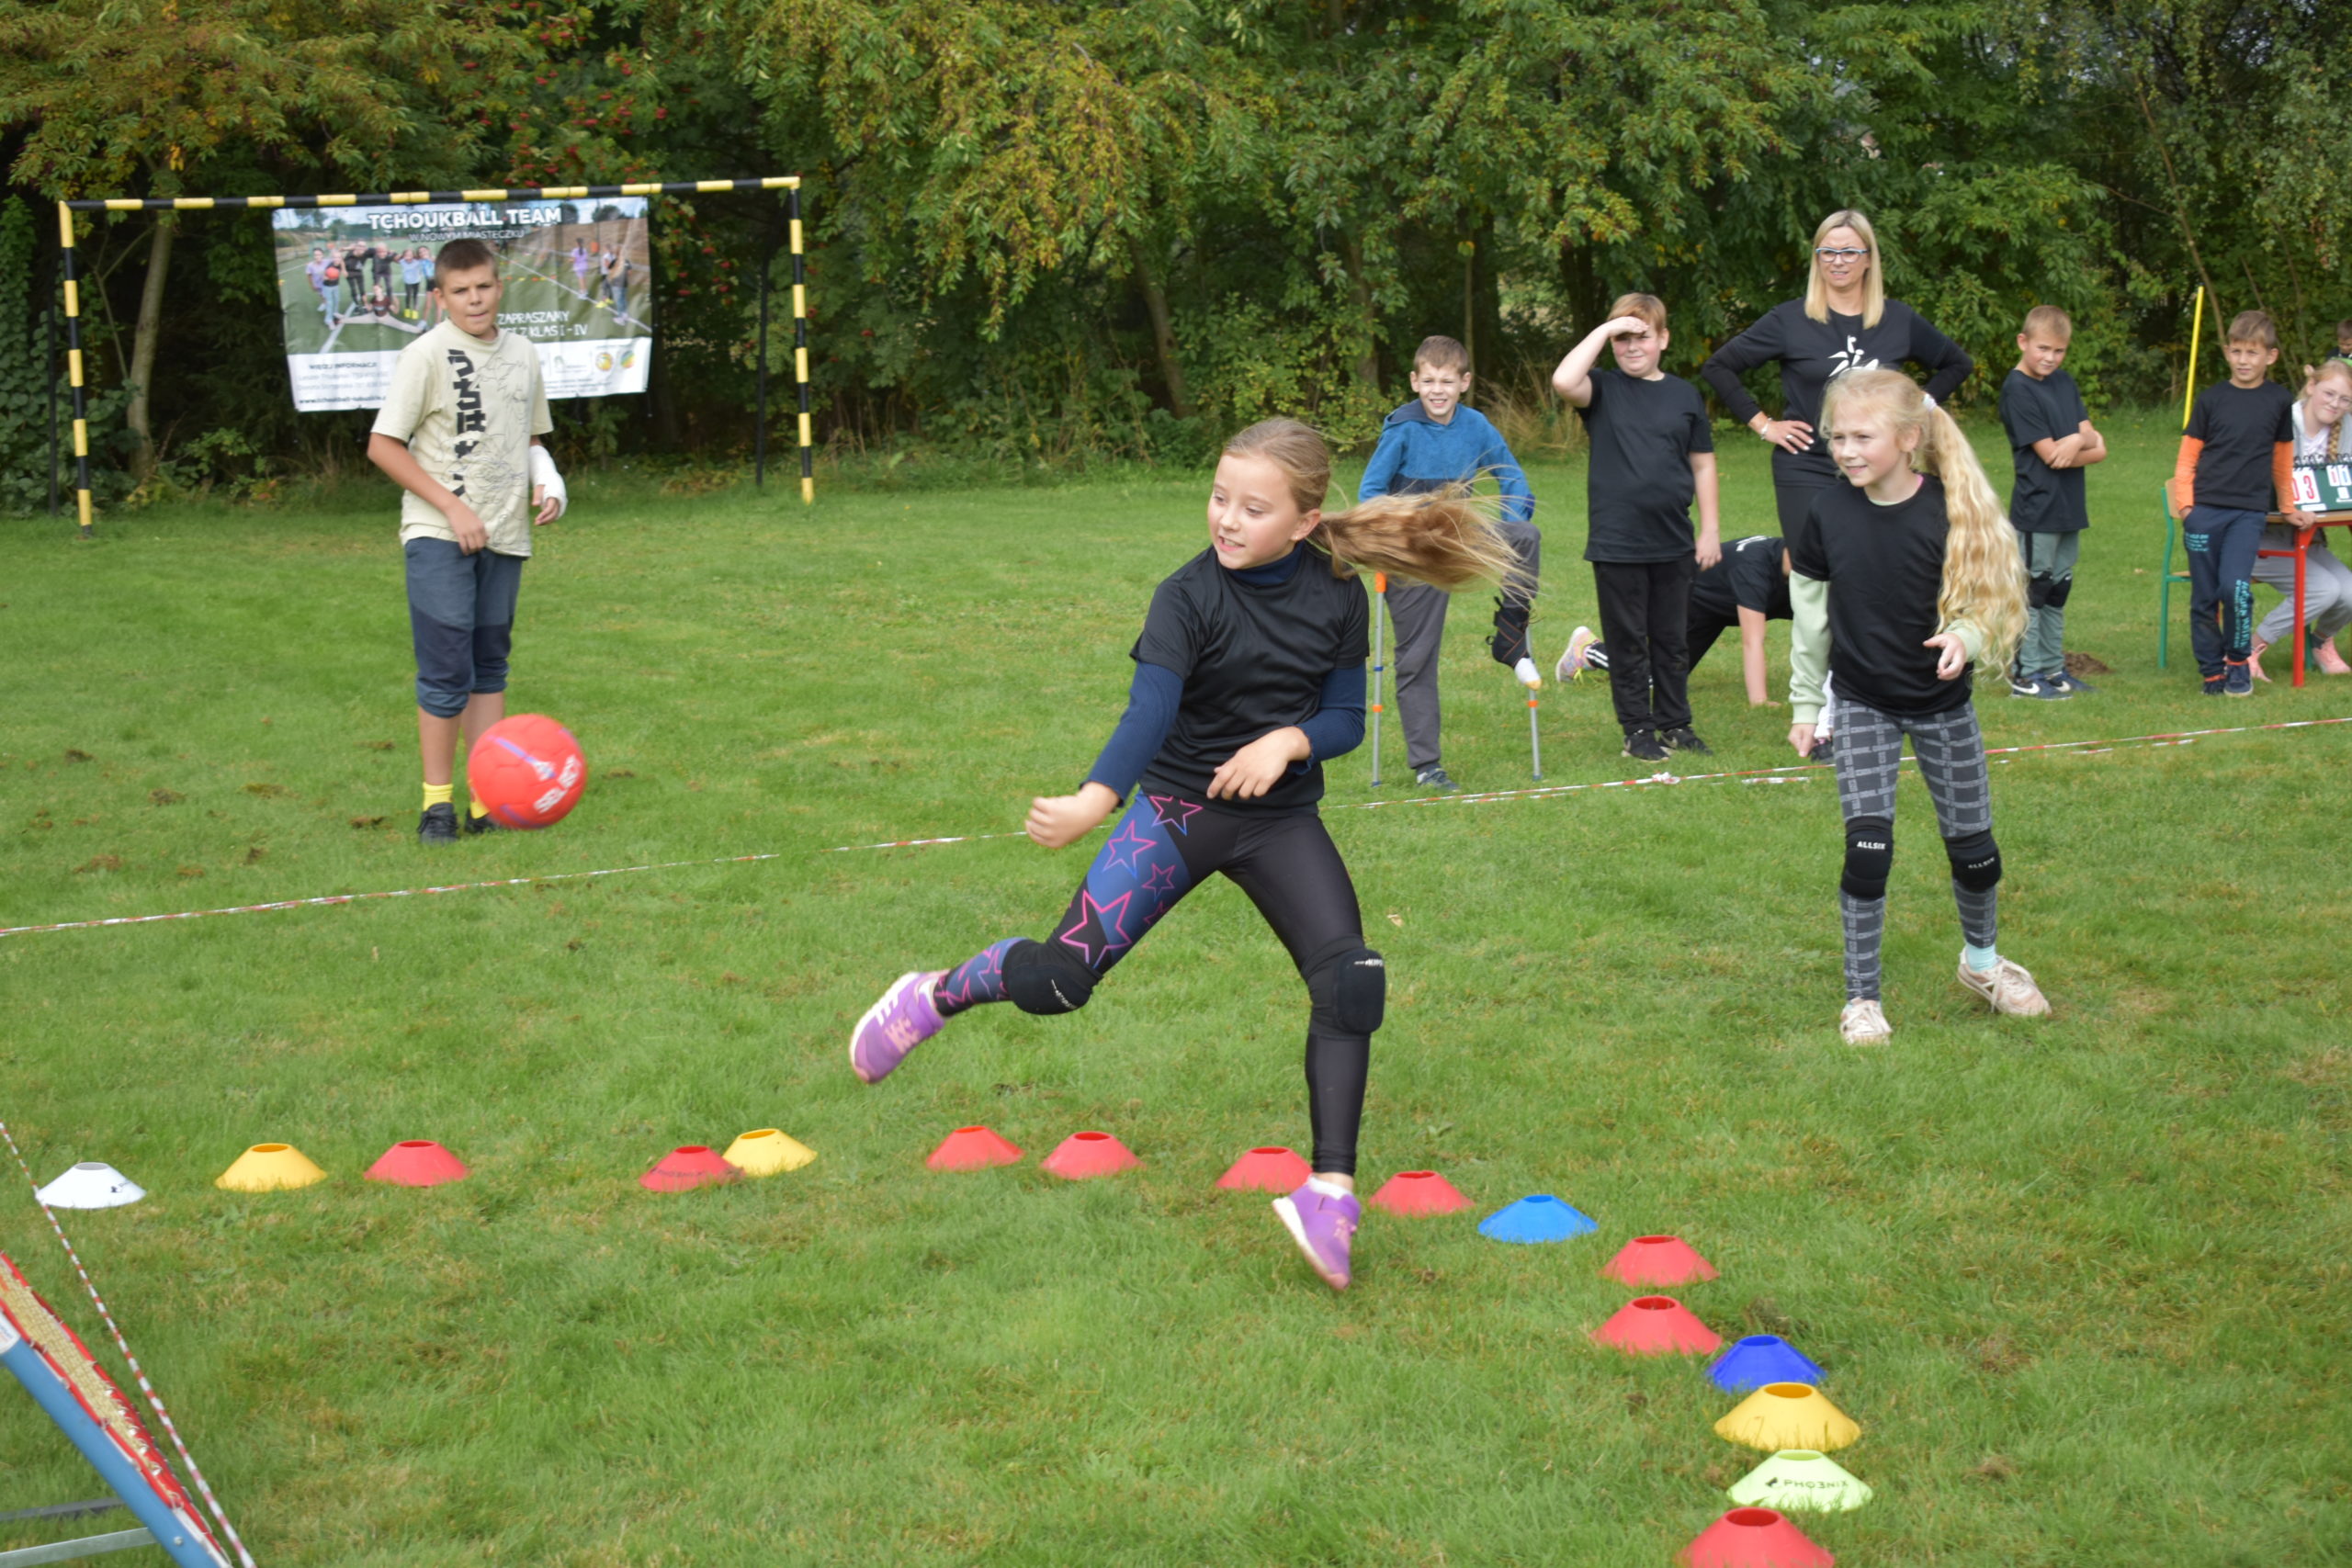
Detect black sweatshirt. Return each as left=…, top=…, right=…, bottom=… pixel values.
left=1789, top=476, right=1973, bottom=718
left=1701, top=299, right=1974, bottom=485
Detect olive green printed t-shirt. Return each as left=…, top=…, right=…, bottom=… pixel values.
left=371, top=320, right=553, bottom=558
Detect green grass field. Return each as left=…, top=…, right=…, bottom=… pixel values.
left=3, top=412, right=2347, bottom=1565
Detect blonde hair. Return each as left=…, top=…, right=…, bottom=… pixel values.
left=1819, top=369, right=2026, bottom=669
left=1804, top=209, right=1885, bottom=329
left=2227, top=310, right=2277, bottom=350
left=1609, top=292, right=1668, bottom=333
left=2020, top=304, right=2072, bottom=341
left=1223, top=419, right=1521, bottom=591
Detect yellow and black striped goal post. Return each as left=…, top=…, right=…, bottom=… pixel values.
left=52, top=175, right=813, bottom=536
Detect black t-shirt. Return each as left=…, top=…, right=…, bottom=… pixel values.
left=2000, top=367, right=2090, bottom=533
left=1578, top=369, right=1715, bottom=562
left=1690, top=535, right=1791, bottom=625
left=2187, top=380, right=2295, bottom=513
left=1700, top=299, right=1974, bottom=485
left=1133, top=547, right=1370, bottom=812
left=1789, top=477, right=1970, bottom=717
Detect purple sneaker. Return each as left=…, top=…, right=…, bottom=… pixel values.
left=1272, top=1180, right=1361, bottom=1291
left=849, top=971, right=946, bottom=1084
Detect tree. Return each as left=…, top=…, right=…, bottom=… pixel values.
left=0, top=0, right=532, bottom=481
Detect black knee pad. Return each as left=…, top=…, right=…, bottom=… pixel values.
left=1841, top=817, right=1894, bottom=901
left=2044, top=575, right=2073, bottom=608
left=1001, top=938, right=1096, bottom=1015
left=1946, top=829, right=2002, bottom=891
left=1307, top=946, right=1386, bottom=1035
left=2026, top=576, right=2054, bottom=609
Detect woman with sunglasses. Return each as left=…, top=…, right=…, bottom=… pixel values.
left=1701, top=210, right=1975, bottom=536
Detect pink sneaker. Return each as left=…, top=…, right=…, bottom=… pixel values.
left=849, top=971, right=946, bottom=1084
left=1272, top=1180, right=1361, bottom=1291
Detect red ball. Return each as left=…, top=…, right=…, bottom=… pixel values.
left=467, top=714, right=587, bottom=829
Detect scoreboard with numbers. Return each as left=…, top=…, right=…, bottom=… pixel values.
left=2291, top=459, right=2352, bottom=513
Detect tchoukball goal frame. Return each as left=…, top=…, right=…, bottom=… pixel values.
left=52, top=175, right=812, bottom=537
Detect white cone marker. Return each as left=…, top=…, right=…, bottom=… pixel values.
left=36, top=1161, right=146, bottom=1210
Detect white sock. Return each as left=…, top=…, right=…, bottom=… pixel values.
left=1306, top=1177, right=1351, bottom=1201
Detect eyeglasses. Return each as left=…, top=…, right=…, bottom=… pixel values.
left=1815, top=248, right=1871, bottom=261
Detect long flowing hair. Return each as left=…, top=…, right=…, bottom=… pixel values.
left=1222, top=419, right=1523, bottom=592
left=1820, top=369, right=2026, bottom=670
left=1804, top=209, right=1886, bottom=329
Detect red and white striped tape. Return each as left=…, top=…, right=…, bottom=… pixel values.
left=3, top=716, right=2344, bottom=942
left=0, top=1120, right=256, bottom=1567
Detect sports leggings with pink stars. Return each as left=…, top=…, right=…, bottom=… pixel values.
left=933, top=791, right=1384, bottom=1176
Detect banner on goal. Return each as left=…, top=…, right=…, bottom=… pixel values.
left=271, top=197, right=654, bottom=412
left=0, top=1252, right=232, bottom=1567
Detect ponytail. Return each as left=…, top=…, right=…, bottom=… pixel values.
left=1821, top=370, right=2026, bottom=670
left=1222, top=419, right=1522, bottom=592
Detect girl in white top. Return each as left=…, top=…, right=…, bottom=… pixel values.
left=2251, top=359, right=2352, bottom=678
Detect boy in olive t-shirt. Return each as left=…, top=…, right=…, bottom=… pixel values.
left=366, top=239, right=568, bottom=843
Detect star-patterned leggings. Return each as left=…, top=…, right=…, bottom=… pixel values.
left=934, top=790, right=1375, bottom=1174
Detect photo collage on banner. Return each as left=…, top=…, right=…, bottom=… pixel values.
left=271, top=197, right=653, bottom=412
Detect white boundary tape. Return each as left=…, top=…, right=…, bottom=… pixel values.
left=3, top=716, right=2345, bottom=942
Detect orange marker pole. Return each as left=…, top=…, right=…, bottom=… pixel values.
left=1368, top=572, right=1387, bottom=788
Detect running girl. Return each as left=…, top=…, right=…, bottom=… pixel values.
left=848, top=418, right=1516, bottom=1292
left=1786, top=369, right=2046, bottom=1044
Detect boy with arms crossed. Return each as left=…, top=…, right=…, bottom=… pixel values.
left=2000, top=305, right=2107, bottom=699
left=1553, top=294, right=1722, bottom=761
left=367, top=239, right=568, bottom=842
left=2173, top=310, right=2295, bottom=697
left=1356, top=335, right=1540, bottom=794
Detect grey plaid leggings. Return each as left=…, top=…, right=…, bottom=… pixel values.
left=1832, top=698, right=1997, bottom=1000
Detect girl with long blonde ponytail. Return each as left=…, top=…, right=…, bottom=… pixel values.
left=1784, top=368, right=2043, bottom=1046
left=842, top=418, right=1516, bottom=1295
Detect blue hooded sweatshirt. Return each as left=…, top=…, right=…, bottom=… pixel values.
left=1355, top=400, right=1535, bottom=523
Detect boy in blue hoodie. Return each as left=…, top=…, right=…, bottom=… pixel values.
left=1356, top=335, right=1540, bottom=793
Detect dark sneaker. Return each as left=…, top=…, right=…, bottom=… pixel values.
left=849, top=971, right=947, bottom=1084
left=1623, top=728, right=1670, bottom=763
left=1415, top=766, right=1462, bottom=795
left=2224, top=660, right=2253, bottom=697
left=1660, top=727, right=1713, bottom=756
left=463, top=808, right=503, bottom=835
left=2009, top=676, right=2070, bottom=700
left=2048, top=671, right=2098, bottom=694
left=2202, top=673, right=2227, bottom=696
left=1272, top=1180, right=1361, bottom=1291
left=417, top=802, right=459, bottom=843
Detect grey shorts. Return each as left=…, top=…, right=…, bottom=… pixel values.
left=404, top=538, right=524, bottom=718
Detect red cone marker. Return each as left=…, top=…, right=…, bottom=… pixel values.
left=1041, top=1131, right=1140, bottom=1179
left=364, top=1139, right=470, bottom=1187
left=1367, top=1169, right=1473, bottom=1215
left=1217, top=1146, right=1312, bottom=1191
left=926, top=1126, right=1024, bottom=1172
left=1592, top=1295, right=1724, bottom=1356
left=639, top=1145, right=741, bottom=1192
left=1679, top=1506, right=1834, bottom=1567
left=1601, top=1234, right=1719, bottom=1287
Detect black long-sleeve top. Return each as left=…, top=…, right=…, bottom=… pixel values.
left=1701, top=299, right=1974, bottom=485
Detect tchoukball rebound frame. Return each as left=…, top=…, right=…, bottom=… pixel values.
left=52, top=176, right=812, bottom=537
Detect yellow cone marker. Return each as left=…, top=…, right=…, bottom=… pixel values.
left=1713, top=1382, right=1861, bottom=1452
left=722, top=1128, right=816, bottom=1177
left=216, top=1143, right=327, bottom=1192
